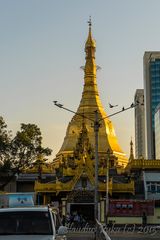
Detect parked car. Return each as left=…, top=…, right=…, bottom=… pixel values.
left=0, top=206, right=67, bottom=240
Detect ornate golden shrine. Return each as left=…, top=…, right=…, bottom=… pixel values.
left=34, top=20, right=136, bottom=201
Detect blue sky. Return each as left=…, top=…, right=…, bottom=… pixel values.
left=1, top=0, right=160, bottom=159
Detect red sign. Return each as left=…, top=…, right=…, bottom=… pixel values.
left=109, top=200, right=154, bottom=216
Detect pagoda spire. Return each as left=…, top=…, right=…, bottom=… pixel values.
left=54, top=21, right=128, bottom=169
left=129, top=138, right=134, bottom=161
left=84, top=17, right=96, bottom=78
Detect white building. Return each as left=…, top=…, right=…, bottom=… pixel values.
left=155, top=104, right=160, bottom=159
left=134, top=89, right=145, bottom=158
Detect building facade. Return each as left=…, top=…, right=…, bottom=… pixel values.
left=155, top=104, right=160, bottom=159
left=134, top=89, right=145, bottom=158
left=143, top=52, right=160, bottom=159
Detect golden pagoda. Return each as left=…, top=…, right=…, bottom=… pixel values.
left=53, top=19, right=128, bottom=170
left=34, top=20, right=136, bottom=221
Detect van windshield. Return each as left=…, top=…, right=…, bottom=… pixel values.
left=0, top=211, right=53, bottom=235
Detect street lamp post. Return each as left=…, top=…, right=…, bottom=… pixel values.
left=94, top=110, right=100, bottom=222
left=105, top=149, right=111, bottom=224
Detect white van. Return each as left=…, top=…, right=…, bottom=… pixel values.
left=0, top=206, right=67, bottom=240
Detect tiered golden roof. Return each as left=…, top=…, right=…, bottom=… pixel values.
left=34, top=21, right=132, bottom=197
left=34, top=20, right=131, bottom=198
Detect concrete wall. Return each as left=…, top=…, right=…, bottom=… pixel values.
left=108, top=208, right=160, bottom=225
left=108, top=216, right=142, bottom=224
left=147, top=208, right=160, bottom=224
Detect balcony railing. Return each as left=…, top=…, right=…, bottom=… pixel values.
left=112, top=180, right=135, bottom=194
left=126, top=159, right=160, bottom=171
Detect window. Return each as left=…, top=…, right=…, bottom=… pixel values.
left=151, top=184, right=156, bottom=193
left=157, top=185, right=160, bottom=193
left=0, top=211, right=53, bottom=235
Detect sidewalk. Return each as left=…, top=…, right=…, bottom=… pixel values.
left=67, top=230, right=160, bottom=240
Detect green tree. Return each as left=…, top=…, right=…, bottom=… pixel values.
left=11, top=123, right=52, bottom=170
left=0, top=120, right=52, bottom=190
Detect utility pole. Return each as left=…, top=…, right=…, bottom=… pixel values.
left=94, top=110, right=100, bottom=221
left=105, top=149, right=110, bottom=224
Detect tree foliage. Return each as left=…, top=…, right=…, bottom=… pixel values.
left=0, top=117, right=52, bottom=189
left=0, top=116, right=12, bottom=171
left=11, top=123, right=52, bottom=170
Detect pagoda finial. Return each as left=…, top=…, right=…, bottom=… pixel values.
left=85, top=17, right=96, bottom=49
left=88, top=16, right=92, bottom=28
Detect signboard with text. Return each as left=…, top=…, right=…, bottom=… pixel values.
left=109, top=199, right=154, bottom=216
